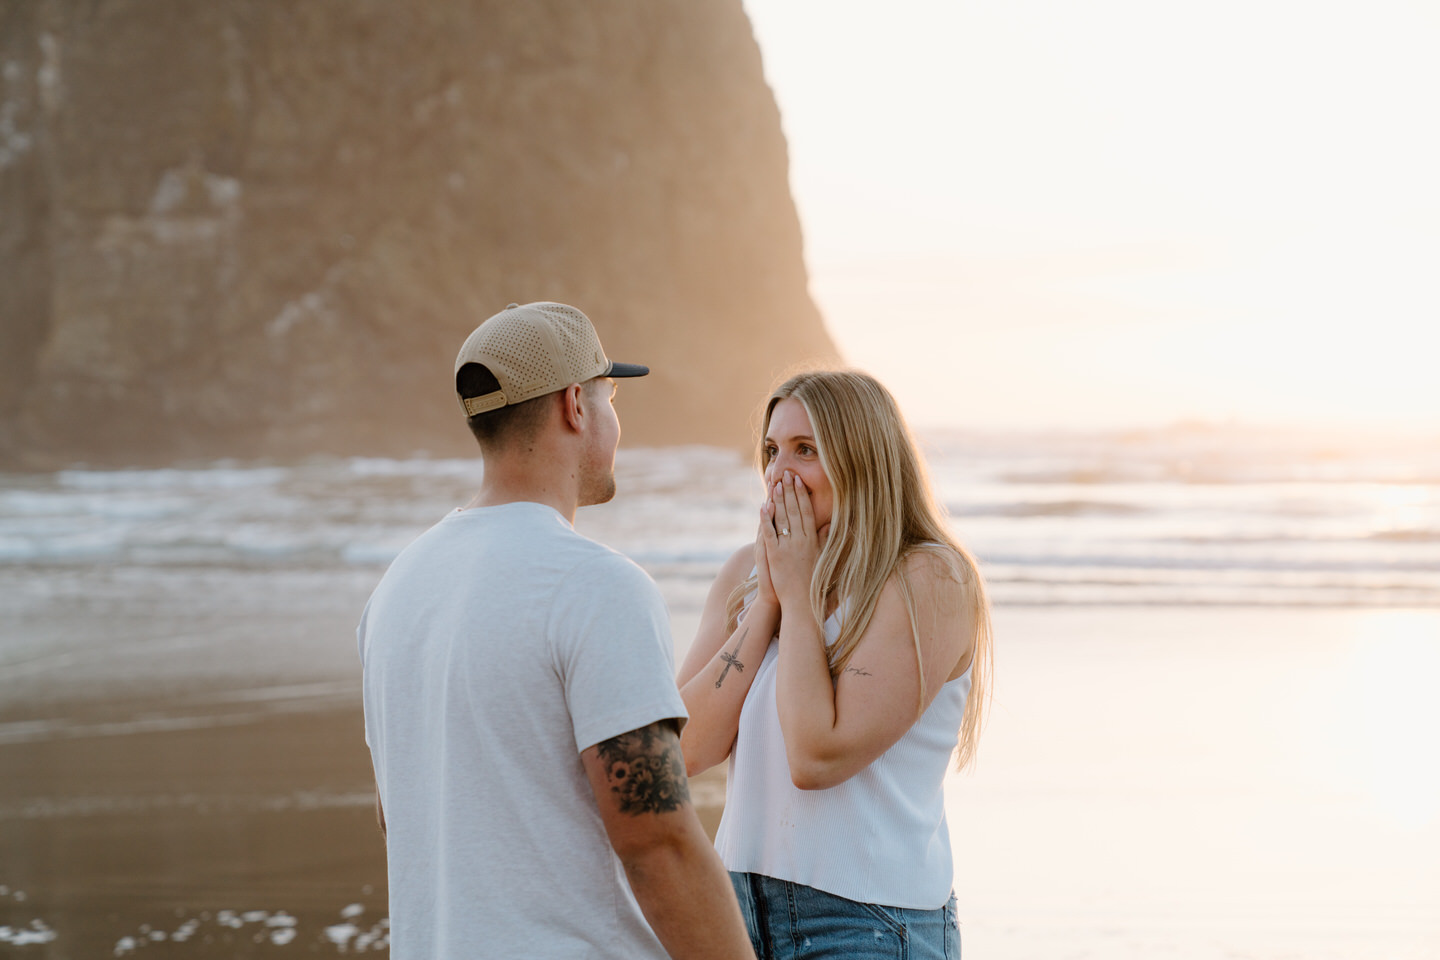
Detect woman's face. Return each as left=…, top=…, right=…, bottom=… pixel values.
left=764, top=397, right=834, bottom=536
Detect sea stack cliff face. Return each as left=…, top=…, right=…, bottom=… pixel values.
left=0, top=1, right=835, bottom=467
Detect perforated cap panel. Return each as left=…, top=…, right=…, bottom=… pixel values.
left=545, top=304, right=609, bottom=384
left=454, top=301, right=645, bottom=414
left=478, top=310, right=566, bottom=399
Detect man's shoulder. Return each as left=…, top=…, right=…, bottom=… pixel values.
left=389, top=504, right=659, bottom=601
left=557, top=532, right=659, bottom=595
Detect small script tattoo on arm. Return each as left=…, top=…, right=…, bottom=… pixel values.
left=595, top=721, right=691, bottom=815
left=715, top=626, right=749, bottom=688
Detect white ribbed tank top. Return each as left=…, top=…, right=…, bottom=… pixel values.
left=713, top=600, right=971, bottom=910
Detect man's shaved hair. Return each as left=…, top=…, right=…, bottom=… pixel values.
left=457, top=363, right=553, bottom=450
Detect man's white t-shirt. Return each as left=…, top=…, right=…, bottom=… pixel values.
left=358, top=502, right=686, bottom=960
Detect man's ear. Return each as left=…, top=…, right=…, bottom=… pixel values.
left=560, top=382, right=586, bottom=433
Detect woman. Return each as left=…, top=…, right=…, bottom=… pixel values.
left=678, top=370, right=992, bottom=959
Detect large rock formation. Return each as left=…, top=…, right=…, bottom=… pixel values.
left=0, top=0, right=835, bottom=467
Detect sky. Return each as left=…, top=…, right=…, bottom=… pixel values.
left=741, top=0, right=1440, bottom=432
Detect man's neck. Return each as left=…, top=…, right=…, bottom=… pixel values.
left=463, top=460, right=579, bottom=525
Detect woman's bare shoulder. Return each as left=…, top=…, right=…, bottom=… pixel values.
left=897, top=544, right=974, bottom=612
left=901, top=542, right=966, bottom=581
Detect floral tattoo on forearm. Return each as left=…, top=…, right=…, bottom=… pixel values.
left=595, top=721, right=691, bottom=815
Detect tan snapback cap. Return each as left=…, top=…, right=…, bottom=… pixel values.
left=454, top=302, right=649, bottom=416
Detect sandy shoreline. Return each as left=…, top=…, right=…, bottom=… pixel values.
left=0, top=698, right=728, bottom=958
left=2, top=704, right=386, bottom=956
left=4, top=605, right=1438, bottom=958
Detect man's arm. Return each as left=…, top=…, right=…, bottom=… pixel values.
left=581, top=719, right=755, bottom=960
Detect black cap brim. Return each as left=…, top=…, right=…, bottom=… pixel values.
left=606, top=361, right=649, bottom=378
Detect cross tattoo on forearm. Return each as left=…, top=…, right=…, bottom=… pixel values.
left=715, top=651, right=744, bottom=688
left=714, top=627, right=748, bottom=689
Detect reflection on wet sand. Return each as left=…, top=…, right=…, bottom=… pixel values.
left=0, top=702, right=727, bottom=957
left=1, top=706, right=386, bottom=956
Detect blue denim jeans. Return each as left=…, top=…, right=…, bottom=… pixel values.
left=729, top=872, right=960, bottom=960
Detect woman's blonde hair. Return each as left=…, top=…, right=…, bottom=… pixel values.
left=725, top=370, right=993, bottom=769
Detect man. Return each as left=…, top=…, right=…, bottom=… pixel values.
left=358, top=302, right=754, bottom=959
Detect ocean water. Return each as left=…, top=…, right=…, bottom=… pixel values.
left=2, top=426, right=1437, bottom=623
left=2, top=427, right=1438, bottom=957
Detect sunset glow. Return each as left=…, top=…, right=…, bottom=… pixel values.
left=743, top=0, right=1440, bottom=431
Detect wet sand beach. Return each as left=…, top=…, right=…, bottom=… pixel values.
left=5, top=606, right=1438, bottom=958
left=2, top=703, right=388, bottom=956
left=950, top=606, right=1440, bottom=959
left=0, top=696, right=727, bottom=958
